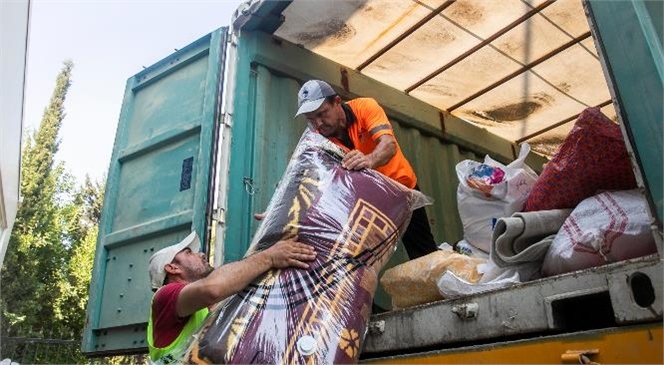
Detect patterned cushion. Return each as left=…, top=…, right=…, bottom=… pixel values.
left=184, top=130, right=422, bottom=364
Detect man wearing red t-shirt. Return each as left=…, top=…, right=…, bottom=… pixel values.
left=295, top=80, right=438, bottom=260
left=147, top=231, right=316, bottom=362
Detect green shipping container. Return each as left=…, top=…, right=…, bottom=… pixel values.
left=83, top=0, right=662, bottom=359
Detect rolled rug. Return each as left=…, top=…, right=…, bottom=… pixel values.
left=183, top=129, right=429, bottom=364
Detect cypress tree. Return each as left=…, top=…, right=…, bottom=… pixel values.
left=1, top=60, right=74, bottom=335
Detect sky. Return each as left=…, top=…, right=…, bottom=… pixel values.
left=24, top=0, right=245, bottom=183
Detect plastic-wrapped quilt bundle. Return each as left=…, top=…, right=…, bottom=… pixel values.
left=182, top=129, right=429, bottom=364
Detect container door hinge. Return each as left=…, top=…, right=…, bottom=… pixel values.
left=212, top=208, right=226, bottom=224
left=221, top=112, right=232, bottom=128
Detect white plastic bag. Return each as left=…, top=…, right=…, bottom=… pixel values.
left=456, top=143, right=538, bottom=252
left=437, top=258, right=540, bottom=299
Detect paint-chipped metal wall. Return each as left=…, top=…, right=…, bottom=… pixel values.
left=391, top=122, right=480, bottom=246
left=225, top=63, right=308, bottom=262
left=249, top=65, right=308, bottom=234
left=375, top=120, right=482, bottom=309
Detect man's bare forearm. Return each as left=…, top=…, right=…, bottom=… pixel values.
left=176, top=251, right=272, bottom=316
left=176, top=238, right=315, bottom=317
left=368, top=135, right=396, bottom=168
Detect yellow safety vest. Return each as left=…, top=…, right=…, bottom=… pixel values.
left=147, top=297, right=208, bottom=363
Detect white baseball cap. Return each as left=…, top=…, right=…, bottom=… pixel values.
left=295, top=80, right=336, bottom=117
left=148, top=231, right=200, bottom=290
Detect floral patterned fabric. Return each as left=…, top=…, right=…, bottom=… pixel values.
left=181, top=129, right=427, bottom=364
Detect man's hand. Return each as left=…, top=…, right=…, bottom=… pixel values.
left=254, top=212, right=266, bottom=221
left=177, top=237, right=315, bottom=316
left=341, top=135, right=396, bottom=170
left=342, top=150, right=373, bottom=170
left=265, top=237, right=316, bottom=269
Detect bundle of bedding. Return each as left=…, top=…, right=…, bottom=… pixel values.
left=180, top=129, right=428, bottom=364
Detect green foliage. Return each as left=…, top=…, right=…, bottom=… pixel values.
left=0, top=59, right=106, bottom=363
left=55, top=178, right=104, bottom=335
left=2, top=60, right=74, bottom=335
left=54, top=225, right=98, bottom=334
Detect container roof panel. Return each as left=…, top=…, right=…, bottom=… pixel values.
left=266, top=0, right=615, bottom=159
left=529, top=43, right=611, bottom=106
left=491, top=1, right=591, bottom=64
left=455, top=70, right=593, bottom=139
left=410, top=0, right=595, bottom=111
left=362, top=9, right=476, bottom=90
left=409, top=46, right=519, bottom=109
left=275, top=0, right=449, bottom=69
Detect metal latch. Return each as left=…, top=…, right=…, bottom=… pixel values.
left=561, top=349, right=600, bottom=364
left=368, top=320, right=385, bottom=335
left=243, top=177, right=258, bottom=195
left=451, top=302, right=479, bottom=320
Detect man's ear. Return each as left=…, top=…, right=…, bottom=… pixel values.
left=334, top=95, right=342, bottom=104
left=164, top=262, right=181, bottom=275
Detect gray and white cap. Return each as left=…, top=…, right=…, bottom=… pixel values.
left=148, top=231, right=200, bottom=290
left=295, top=80, right=336, bottom=117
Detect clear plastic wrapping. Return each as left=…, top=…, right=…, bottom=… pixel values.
left=180, top=129, right=429, bottom=364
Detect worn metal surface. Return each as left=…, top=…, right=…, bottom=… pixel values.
left=361, top=322, right=663, bottom=364
left=82, top=28, right=227, bottom=356
left=362, top=256, right=662, bottom=354
left=224, top=64, right=306, bottom=263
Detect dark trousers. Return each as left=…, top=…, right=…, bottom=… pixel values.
left=401, top=186, right=438, bottom=260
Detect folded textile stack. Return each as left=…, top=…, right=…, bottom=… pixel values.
left=491, top=209, right=572, bottom=267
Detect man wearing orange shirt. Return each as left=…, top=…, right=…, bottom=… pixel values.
left=294, top=79, right=438, bottom=260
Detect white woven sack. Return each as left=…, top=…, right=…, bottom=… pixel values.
left=542, top=189, right=657, bottom=276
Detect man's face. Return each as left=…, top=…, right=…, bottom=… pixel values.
left=304, top=97, right=346, bottom=138
left=172, top=247, right=213, bottom=281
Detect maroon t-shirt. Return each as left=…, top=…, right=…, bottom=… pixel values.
left=152, top=282, right=189, bottom=347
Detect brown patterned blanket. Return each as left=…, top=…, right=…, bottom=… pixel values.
left=182, top=130, right=426, bottom=364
